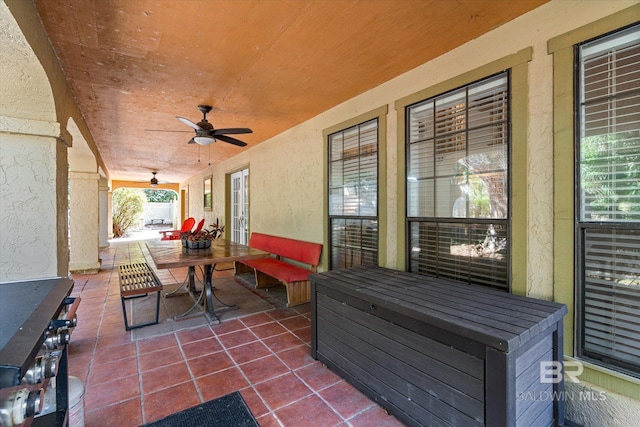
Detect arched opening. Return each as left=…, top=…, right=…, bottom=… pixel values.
left=111, top=187, right=179, bottom=240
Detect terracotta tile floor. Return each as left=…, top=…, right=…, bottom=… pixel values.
left=67, top=238, right=404, bottom=426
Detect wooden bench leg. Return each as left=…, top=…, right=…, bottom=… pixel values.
left=285, top=280, right=311, bottom=307
left=255, top=270, right=280, bottom=288
left=234, top=261, right=255, bottom=275
left=121, top=290, right=161, bottom=331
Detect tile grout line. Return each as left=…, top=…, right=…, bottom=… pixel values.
left=174, top=330, right=206, bottom=406
left=221, top=331, right=278, bottom=422
left=216, top=323, right=290, bottom=425
left=134, top=339, right=148, bottom=424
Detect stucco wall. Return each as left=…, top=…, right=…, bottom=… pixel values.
left=0, top=1, right=55, bottom=122
left=184, top=120, right=325, bottom=244
left=181, top=0, right=639, bottom=422
left=565, top=381, right=640, bottom=427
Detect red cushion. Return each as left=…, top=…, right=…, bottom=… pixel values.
left=180, top=217, right=196, bottom=233
left=194, top=219, right=205, bottom=233
left=160, top=217, right=196, bottom=240
left=243, top=258, right=310, bottom=283
left=249, top=233, right=322, bottom=266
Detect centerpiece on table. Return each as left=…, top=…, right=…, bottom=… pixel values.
left=180, top=218, right=225, bottom=249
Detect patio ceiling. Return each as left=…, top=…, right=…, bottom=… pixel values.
left=34, top=0, right=548, bottom=184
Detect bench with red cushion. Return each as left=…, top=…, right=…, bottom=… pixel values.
left=234, top=232, right=322, bottom=307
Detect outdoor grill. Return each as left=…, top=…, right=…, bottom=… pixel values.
left=0, top=278, right=78, bottom=427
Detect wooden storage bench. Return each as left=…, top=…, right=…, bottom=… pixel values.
left=118, top=262, right=163, bottom=330
left=234, top=232, right=322, bottom=307
left=310, top=266, right=568, bottom=427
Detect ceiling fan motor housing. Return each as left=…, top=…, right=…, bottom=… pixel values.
left=197, top=120, right=213, bottom=130
left=197, top=105, right=212, bottom=115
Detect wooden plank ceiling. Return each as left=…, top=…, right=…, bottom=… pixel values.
left=34, top=0, right=548, bottom=183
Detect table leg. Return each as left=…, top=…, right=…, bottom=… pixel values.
left=188, top=266, right=196, bottom=293
left=203, top=264, right=239, bottom=323
left=173, top=266, right=203, bottom=319
left=165, top=266, right=195, bottom=298
left=203, top=264, right=220, bottom=323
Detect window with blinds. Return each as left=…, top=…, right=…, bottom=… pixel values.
left=328, top=119, right=378, bottom=269
left=406, top=72, right=510, bottom=290
left=577, top=24, right=640, bottom=376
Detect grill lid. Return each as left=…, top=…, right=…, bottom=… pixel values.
left=0, top=278, right=73, bottom=388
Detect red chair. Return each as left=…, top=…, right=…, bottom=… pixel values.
left=160, top=217, right=195, bottom=240
left=193, top=219, right=205, bottom=233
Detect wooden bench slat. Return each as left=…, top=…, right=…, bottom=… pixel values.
left=118, top=262, right=163, bottom=330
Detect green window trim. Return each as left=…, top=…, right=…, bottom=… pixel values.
left=548, top=4, right=640, bottom=400
left=322, top=105, right=388, bottom=271
left=395, top=47, right=532, bottom=296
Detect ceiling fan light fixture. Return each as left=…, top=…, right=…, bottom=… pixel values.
left=150, top=172, right=159, bottom=187
left=194, top=136, right=216, bottom=145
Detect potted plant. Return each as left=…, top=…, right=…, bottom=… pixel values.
left=207, top=218, right=225, bottom=240
left=181, top=218, right=225, bottom=249
left=185, top=230, right=210, bottom=249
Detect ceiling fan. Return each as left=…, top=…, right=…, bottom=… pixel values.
left=176, top=105, right=252, bottom=147
left=149, top=172, right=159, bottom=187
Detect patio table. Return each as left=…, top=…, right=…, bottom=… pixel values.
left=145, top=239, right=269, bottom=323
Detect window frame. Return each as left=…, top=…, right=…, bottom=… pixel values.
left=395, top=48, right=531, bottom=296
left=548, top=4, right=640, bottom=397
left=574, top=23, right=640, bottom=378
left=404, top=71, right=512, bottom=291
left=322, top=105, right=388, bottom=271
left=327, top=118, right=380, bottom=269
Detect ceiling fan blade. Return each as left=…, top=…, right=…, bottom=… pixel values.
left=211, top=128, right=253, bottom=135
left=145, top=129, right=192, bottom=133
left=176, top=116, right=202, bottom=130
left=215, top=134, right=248, bottom=147
left=187, top=137, right=196, bottom=144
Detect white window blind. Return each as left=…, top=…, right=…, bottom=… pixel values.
left=583, top=229, right=640, bottom=370
left=580, top=24, right=640, bottom=222
left=578, top=24, right=640, bottom=376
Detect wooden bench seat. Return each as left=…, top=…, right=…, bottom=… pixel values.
left=118, top=262, right=163, bottom=330
left=234, top=233, right=322, bottom=307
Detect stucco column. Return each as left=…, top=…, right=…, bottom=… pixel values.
left=0, top=128, right=70, bottom=281
left=108, top=189, right=114, bottom=240
left=69, top=171, right=100, bottom=273
left=99, top=177, right=110, bottom=249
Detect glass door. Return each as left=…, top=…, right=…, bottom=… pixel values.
left=231, top=168, right=249, bottom=244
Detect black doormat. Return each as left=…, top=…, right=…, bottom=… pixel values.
left=140, top=391, right=259, bottom=427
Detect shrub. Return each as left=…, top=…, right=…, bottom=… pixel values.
left=112, top=188, right=146, bottom=238
left=143, top=189, right=177, bottom=203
